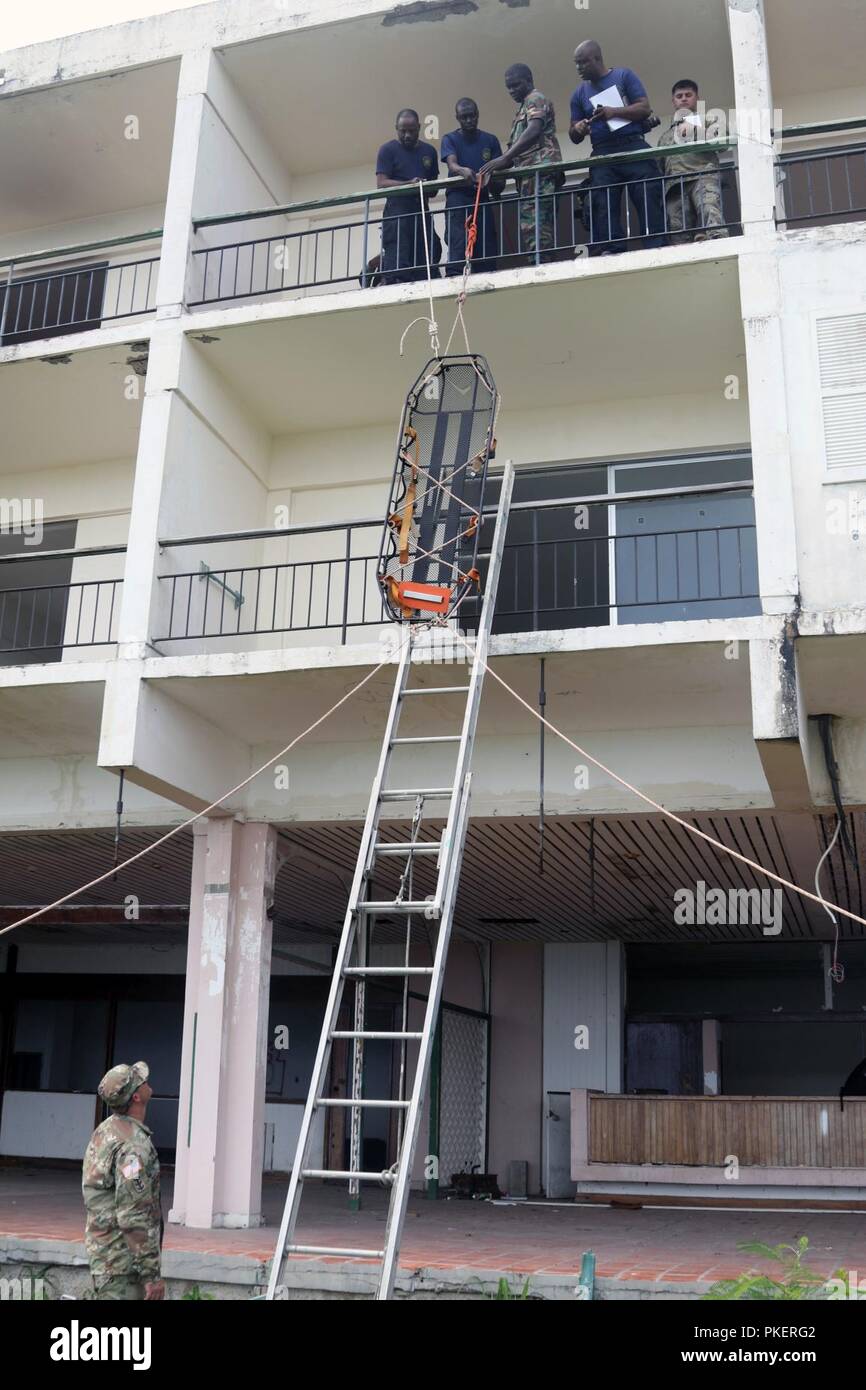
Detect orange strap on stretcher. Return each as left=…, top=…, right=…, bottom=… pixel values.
left=388, top=426, right=418, bottom=565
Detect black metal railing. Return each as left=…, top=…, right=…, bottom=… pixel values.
left=776, top=124, right=866, bottom=227
left=156, top=481, right=758, bottom=646
left=188, top=141, right=740, bottom=305
left=0, top=544, right=125, bottom=659
left=0, top=231, right=162, bottom=346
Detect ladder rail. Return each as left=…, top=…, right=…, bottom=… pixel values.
left=266, top=461, right=514, bottom=1301
left=265, top=631, right=413, bottom=1299
left=375, top=462, right=514, bottom=1299
left=376, top=770, right=474, bottom=1299
left=429, top=460, right=515, bottom=917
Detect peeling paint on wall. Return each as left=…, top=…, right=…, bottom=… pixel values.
left=383, top=0, right=478, bottom=25
left=499, top=0, right=530, bottom=7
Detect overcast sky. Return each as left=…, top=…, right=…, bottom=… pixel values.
left=2, top=1, right=213, bottom=51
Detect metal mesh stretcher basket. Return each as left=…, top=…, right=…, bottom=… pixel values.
left=377, top=354, right=499, bottom=623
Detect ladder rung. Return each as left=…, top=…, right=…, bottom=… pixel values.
left=379, top=787, right=454, bottom=801
left=358, top=900, right=437, bottom=913
left=302, top=1169, right=395, bottom=1183
left=391, top=735, right=461, bottom=745
left=317, top=1098, right=410, bottom=1108
left=374, top=841, right=440, bottom=856
left=343, top=966, right=434, bottom=977
left=401, top=686, right=470, bottom=696
left=286, top=1244, right=385, bottom=1259
left=331, top=1030, right=423, bottom=1041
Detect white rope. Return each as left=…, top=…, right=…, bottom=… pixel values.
left=399, top=181, right=439, bottom=358
left=0, top=659, right=390, bottom=939
left=815, top=817, right=845, bottom=982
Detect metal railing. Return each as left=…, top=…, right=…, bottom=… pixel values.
left=0, top=230, right=162, bottom=345
left=188, top=140, right=739, bottom=304
left=156, top=480, right=758, bottom=646
left=0, top=543, right=126, bottom=657
left=776, top=119, right=866, bottom=228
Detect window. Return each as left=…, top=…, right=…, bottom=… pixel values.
left=0, top=520, right=78, bottom=665
left=612, top=456, right=760, bottom=623
left=462, top=453, right=758, bottom=633
left=816, top=312, right=866, bottom=478
left=10, top=999, right=109, bottom=1092
left=0, top=262, right=107, bottom=345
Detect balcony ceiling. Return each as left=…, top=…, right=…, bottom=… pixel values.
left=765, top=0, right=865, bottom=103
left=0, top=60, right=178, bottom=239
left=0, top=682, right=103, bottom=757
left=219, top=0, right=735, bottom=179
left=0, top=344, right=144, bottom=470
left=190, top=257, right=746, bottom=434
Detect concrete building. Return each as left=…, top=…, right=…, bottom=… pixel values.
left=1, top=0, right=865, bottom=1261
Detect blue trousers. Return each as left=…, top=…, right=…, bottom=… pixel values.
left=588, top=139, right=667, bottom=254
left=380, top=203, right=441, bottom=283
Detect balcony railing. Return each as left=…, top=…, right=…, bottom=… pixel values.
left=0, top=544, right=125, bottom=661
left=156, top=478, right=758, bottom=648
left=188, top=140, right=740, bottom=305
left=776, top=118, right=866, bottom=228
left=0, top=230, right=162, bottom=346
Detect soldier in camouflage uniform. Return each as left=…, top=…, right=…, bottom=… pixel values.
left=82, top=1061, right=165, bottom=1301
left=480, top=64, right=562, bottom=260
left=659, top=80, right=728, bottom=245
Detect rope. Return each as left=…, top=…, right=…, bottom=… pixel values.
left=0, top=659, right=391, bottom=939
left=399, top=181, right=440, bottom=358
left=439, top=624, right=866, bottom=932
left=815, top=817, right=845, bottom=982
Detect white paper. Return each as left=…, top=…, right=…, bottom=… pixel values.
left=589, top=84, right=629, bottom=132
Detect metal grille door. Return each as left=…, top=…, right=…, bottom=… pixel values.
left=438, top=1006, right=488, bottom=1182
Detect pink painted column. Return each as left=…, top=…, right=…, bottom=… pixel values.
left=169, top=818, right=276, bottom=1229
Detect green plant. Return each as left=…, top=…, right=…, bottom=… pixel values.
left=180, top=1283, right=216, bottom=1300
left=16, top=1264, right=56, bottom=1300
left=703, top=1237, right=856, bottom=1301
left=489, top=1276, right=533, bottom=1300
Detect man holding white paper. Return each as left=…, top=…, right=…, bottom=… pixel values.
left=569, top=40, right=667, bottom=255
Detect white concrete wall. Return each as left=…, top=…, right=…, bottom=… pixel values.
left=776, top=235, right=866, bottom=612
left=0, top=1091, right=95, bottom=1160
left=263, top=1101, right=324, bottom=1172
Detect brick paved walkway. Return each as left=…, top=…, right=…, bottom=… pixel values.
left=3, top=1167, right=866, bottom=1285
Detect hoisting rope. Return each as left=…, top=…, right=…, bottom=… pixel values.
left=433, top=621, right=866, bottom=932
left=0, top=660, right=390, bottom=939
left=400, top=172, right=489, bottom=371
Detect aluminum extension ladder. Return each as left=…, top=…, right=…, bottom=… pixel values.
left=266, top=462, right=514, bottom=1301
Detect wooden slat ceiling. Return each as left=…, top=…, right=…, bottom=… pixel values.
left=1, top=811, right=863, bottom=947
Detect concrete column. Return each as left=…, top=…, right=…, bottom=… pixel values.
left=739, top=251, right=800, bottom=615
left=726, top=0, right=778, bottom=234
left=750, top=630, right=812, bottom=809
left=155, top=47, right=214, bottom=314
left=170, top=818, right=276, bottom=1229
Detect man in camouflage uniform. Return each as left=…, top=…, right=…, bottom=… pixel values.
left=82, top=1060, right=164, bottom=1301
left=658, top=79, right=728, bottom=245
left=480, top=64, right=562, bottom=260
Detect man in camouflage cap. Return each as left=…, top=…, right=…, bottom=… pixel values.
left=82, top=1061, right=164, bottom=1300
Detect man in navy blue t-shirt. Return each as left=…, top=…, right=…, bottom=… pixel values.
left=569, top=40, right=666, bottom=255
left=441, top=99, right=503, bottom=276
left=375, top=109, right=441, bottom=284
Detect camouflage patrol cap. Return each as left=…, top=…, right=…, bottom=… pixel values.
left=98, top=1061, right=150, bottom=1110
